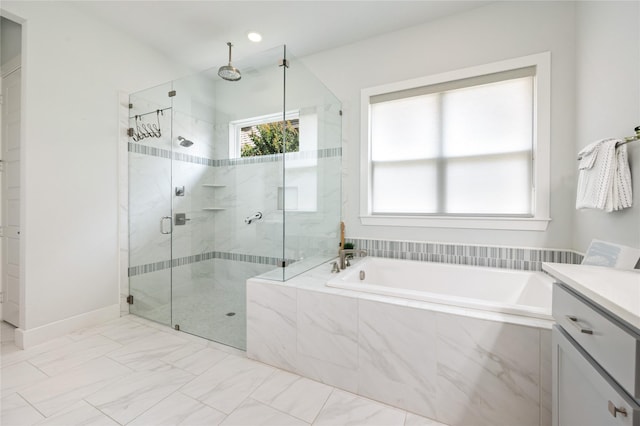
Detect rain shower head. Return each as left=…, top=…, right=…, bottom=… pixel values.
left=218, top=42, right=241, bottom=81
left=177, top=136, right=194, bottom=147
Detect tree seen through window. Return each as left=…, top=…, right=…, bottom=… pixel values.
left=240, top=120, right=299, bottom=157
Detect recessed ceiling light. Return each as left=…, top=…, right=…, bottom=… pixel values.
left=247, top=32, right=262, bottom=42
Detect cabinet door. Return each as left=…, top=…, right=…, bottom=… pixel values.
left=552, top=326, right=639, bottom=426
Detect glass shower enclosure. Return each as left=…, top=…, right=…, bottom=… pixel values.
left=127, top=45, right=341, bottom=350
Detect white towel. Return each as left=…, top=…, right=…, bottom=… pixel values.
left=576, top=138, right=633, bottom=211
left=612, top=144, right=633, bottom=211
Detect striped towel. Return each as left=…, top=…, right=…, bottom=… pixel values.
left=576, top=138, right=632, bottom=211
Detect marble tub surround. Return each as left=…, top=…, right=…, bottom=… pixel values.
left=247, top=259, right=553, bottom=426
left=0, top=316, right=446, bottom=426
left=348, top=238, right=583, bottom=272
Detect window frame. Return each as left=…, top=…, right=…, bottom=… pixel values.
left=359, top=52, right=551, bottom=231
left=228, top=110, right=299, bottom=159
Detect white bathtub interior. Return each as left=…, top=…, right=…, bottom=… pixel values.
left=327, top=257, right=553, bottom=319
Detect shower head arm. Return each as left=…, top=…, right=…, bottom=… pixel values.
left=227, top=42, right=233, bottom=64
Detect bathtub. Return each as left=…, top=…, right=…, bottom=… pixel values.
left=326, top=256, right=553, bottom=320
left=248, top=256, right=554, bottom=426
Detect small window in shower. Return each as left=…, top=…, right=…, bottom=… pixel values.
left=229, top=111, right=299, bottom=158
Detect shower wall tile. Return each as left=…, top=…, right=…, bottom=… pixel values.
left=128, top=152, right=172, bottom=267
left=127, top=143, right=342, bottom=286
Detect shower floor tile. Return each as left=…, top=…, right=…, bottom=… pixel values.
left=0, top=314, right=451, bottom=426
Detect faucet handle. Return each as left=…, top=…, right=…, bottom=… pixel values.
left=330, top=261, right=340, bottom=273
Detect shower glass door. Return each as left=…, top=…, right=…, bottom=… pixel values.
left=168, top=46, right=285, bottom=349
left=128, top=82, right=173, bottom=326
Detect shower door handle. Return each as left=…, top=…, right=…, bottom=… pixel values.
left=160, top=216, right=172, bottom=234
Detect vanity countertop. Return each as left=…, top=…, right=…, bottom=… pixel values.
left=542, top=262, right=640, bottom=332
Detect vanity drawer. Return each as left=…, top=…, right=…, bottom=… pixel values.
left=553, top=283, right=640, bottom=400
left=553, top=326, right=640, bottom=426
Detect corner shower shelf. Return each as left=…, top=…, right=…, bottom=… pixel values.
left=202, top=207, right=225, bottom=211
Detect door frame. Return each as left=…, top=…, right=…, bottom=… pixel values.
left=1, top=54, right=22, bottom=327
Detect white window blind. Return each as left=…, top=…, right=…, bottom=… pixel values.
left=369, top=68, right=534, bottom=216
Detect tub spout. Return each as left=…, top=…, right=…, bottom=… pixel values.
left=339, top=249, right=367, bottom=270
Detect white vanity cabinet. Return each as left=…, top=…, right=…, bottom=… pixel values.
left=550, top=277, right=640, bottom=426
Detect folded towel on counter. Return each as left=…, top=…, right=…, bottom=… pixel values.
left=576, top=138, right=632, bottom=211
left=582, top=239, right=640, bottom=269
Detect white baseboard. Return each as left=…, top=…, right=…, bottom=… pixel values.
left=15, top=304, right=120, bottom=349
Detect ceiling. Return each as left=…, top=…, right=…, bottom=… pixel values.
left=71, top=1, right=491, bottom=72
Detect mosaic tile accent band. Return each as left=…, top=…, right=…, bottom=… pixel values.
left=128, top=142, right=341, bottom=167
left=129, top=250, right=292, bottom=277
left=346, top=238, right=583, bottom=272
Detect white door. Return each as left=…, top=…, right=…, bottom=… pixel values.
left=1, top=67, right=21, bottom=327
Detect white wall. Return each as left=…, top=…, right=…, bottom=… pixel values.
left=1, top=2, right=187, bottom=339
left=572, top=1, right=640, bottom=252
left=303, top=1, right=578, bottom=249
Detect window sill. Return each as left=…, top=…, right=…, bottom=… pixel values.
left=360, top=215, right=551, bottom=231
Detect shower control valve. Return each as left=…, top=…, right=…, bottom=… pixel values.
left=175, top=213, right=191, bottom=226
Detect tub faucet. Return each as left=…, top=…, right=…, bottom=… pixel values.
left=339, top=249, right=367, bottom=270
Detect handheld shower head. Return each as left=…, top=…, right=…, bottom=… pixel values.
left=218, top=42, right=241, bottom=81
left=177, top=136, right=194, bottom=147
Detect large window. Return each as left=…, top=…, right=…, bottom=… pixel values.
left=360, top=53, right=550, bottom=230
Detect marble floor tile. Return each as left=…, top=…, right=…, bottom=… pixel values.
left=405, top=412, right=450, bottom=426
left=35, top=400, right=119, bottom=426
left=1, top=336, right=75, bottom=368
left=1, top=340, right=22, bottom=361
left=220, top=398, right=308, bottom=426
left=106, top=331, right=193, bottom=371
left=19, top=356, right=131, bottom=417
left=1, top=361, right=48, bottom=395
left=1, top=313, right=454, bottom=426
left=1, top=393, right=46, bottom=425
left=314, top=389, right=406, bottom=426
left=169, top=347, right=228, bottom=375
left=72, top=316, right=160, bottom=345
left=84, top=364, right=195, bottom=425
left=181, top=354, right=275, bottom=414
left=128, top=391, right=227, bottom=426
left=251, top=369, right=332, bottom=423
left=29, top=335, right=122, bottom=376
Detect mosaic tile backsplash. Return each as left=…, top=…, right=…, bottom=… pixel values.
left=346, top=238, right=583, bottom=272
